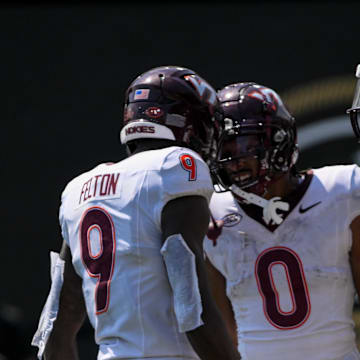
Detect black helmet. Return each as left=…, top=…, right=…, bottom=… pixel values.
left=120, top=65, right=223, bottom=162
left=213, top=82, right=298, bottom=194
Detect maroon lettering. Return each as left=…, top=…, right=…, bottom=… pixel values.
left=83, top=178, right=92, bottom=202
left=144, top=126, right=155, bottom=133
left=93, top=175, right=102, bottom=197
left=109, top=173, right=120, bottom=195
left=79, top=173, right=120, bottom=204
left=79, top=182, right=87, bottom=204
left=100, top=174, right=110, bottom=196
left=79, top=178, right=92, bottom=204
left=125, top=125, right=155, bottom=135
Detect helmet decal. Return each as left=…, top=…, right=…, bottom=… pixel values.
left=145, top=107, right=164, bottom=119
left=184, top=75, right=217, bottom=106
left=133, top=89, right=150, bottom=100
left=247, top=86, right=283, bottom=112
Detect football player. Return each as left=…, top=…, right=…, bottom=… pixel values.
left=32, top=66, right=240, bottom=360
left=204, top=82, right=360, bottom=359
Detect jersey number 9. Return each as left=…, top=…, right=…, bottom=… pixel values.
left=80, top=207, right=116, bottom=315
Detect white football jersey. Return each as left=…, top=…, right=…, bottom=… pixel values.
left=59, top=146, right=213, bottom=360
left=204, top=165, right=360, bottom=360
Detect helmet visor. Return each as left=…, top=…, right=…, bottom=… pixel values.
left=218, top=135, right=263, bottom=162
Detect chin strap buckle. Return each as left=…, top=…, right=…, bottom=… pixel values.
left=230, top=185, right=289, bottom=225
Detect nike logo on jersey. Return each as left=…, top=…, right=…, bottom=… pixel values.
left=299, top=201, right=321, bottom=213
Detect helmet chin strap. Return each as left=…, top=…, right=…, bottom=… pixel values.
left=230, top=184, right=289, bottom=225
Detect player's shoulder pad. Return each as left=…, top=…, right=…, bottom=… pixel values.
left=158, top=146, right=204, bottom=167
left=159, top=146, right=213, bottom=203
left=160, top=146, right=210, bottom=180
left=313, top=164, right=360, bottom=197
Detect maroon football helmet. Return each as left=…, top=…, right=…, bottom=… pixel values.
left=120, top=65, right=223, bottom=162
left=213, top=82, right=298, bottom=195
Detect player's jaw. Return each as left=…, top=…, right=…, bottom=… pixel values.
left=225, top=157, right=259, bottom=189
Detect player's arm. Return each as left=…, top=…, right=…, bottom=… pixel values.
left=44, top=241, right=86, bottom=360
left=350, top=215, right=360, bottom=297
left=205, top=257, right=238, bottom=348
left=161, top=195, right=240, bottom=360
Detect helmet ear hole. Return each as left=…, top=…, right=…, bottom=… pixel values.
left=273, top=129, right=287, bottom=143
left=270, top=128, right=297, bottom=172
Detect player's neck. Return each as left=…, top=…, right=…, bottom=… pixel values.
left=128, top=139, right=176, bottom=155
left=264, top=172, right=303, bottom=200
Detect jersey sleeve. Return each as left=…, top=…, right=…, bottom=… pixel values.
left=153, top=148, right=214, bottom=227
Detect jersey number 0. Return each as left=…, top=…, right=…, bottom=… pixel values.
left=255, top=246, right=311, bottom=329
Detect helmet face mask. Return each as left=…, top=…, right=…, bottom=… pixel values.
left=213, top=83, right=298, bottom=196
left=347, top=64, right=360, bottom=142
left=120, top=66, right=223, bottom=163
left=348, top=109, right=360, bottom=142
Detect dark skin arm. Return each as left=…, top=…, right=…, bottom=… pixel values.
left=350, top=215, right=360, bottom=297
left=205, top=258, right=238, bottom=348
left=161, top=195, right=240, bottom=360
left=44, top=241, right=87, bottom=360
